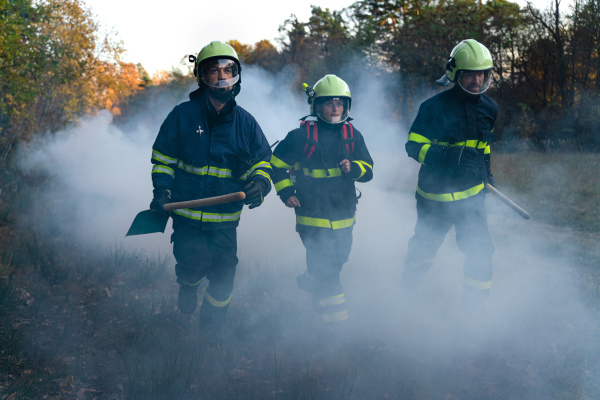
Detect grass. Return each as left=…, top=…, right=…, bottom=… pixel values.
left=0, top=151, right=599, bottom=399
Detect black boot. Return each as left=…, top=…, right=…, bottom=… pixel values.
left=178, top=284, right=198, bottom=314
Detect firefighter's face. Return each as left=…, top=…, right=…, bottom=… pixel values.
left=318, top=98, right=345, bottom=123
left=201, top=59, right=237, bottom=91
left=460, top=71, right=484, bottom=92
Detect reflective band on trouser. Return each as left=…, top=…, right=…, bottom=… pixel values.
left=316, top=293, right=346, bottom=308
left=464, top=276, right=491, bottom=290
left=296, top=215, right=355, bottom=229
left=181, top=277, right=204, bottom=287
left=416, top=183, right=484, bottom=202
left=405, top=256, right=435, bottom=268
left=172, top=209, right=242, bottom=222
left=275, top=178, right=294, bottom=192
left=204, top=291, right=231, bottom=307
left=321, top=309, right=349, bottom=324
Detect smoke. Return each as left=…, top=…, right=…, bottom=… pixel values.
left=14, top=64, right=600, bottom=398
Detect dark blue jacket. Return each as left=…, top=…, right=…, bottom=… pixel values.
left=271, top=118, right=373, bottom=231
left=151, top=90, right=272, bottom=230
left=405, top=85, right=498, bottom=202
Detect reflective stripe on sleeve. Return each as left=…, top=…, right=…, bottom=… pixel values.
left=270, top=154, right=293, bottom=169
left=351, top=161, right=366, bottom=179
left=408, top=132, right=432, bottom=144
left=152, top=165, right=175, bottom=177
left=274, top=178, right=294, bottom=192
left=416, top=183, right=484, bottom=202
left=418, top=144, right=431, bottom=164
left=152, top=149, right=178, bottom=164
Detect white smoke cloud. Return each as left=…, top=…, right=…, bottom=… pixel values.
left=14, top=64, right=600, bottom=398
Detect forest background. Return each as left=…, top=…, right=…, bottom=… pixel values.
left=2, top=0, right=600, bottom=158
left=2, top=0, right=600, bottom=399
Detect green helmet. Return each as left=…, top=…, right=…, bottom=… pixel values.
left=189, top=41, right=242, bottom=101
left=437, top=39, right=493, bottom=94
left=304, top=74, right=352, bottom=124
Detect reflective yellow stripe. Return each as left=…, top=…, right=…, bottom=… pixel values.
left=172, top=209, right=242, bottom=222
left=351, top=161, right=366, bottom=179
left=453, top=140, right=479, bottom=148
left=477, top=141, right=488, bottom=150
left=270, top=154, right=293, bottom=169
left=177, top=162, right=233, bottom=178
left=418, top=144, right=430, bottom=164
left=251, top=169, right=272, bottom=181
left=322, top=309, right=349, bottom=323
left=331, top=217, right=355, bottom=229
left=408, top=132, right=432, bottom=144
left=416, top=183, right=484, bottom=202
left=316, top=294, right=346, bottom=308
left=297, top=216, right=331, bottom=228
left=152, top=149, right=178, bottom=164
left=302, top=167, right=342, bottom=178
left=357, top=160, right=373, bottom=170
left=275, top=178, right=293, bottom=192
left=204, top=292, right=231, bottom=307
left=464, top=276, right=492, bottom=290
left=152, top=165, right=175, bottom=177
left=296, top=215, right=355, bottom=229
left=180, top=277, right=203, bottom=287
left=484, top=144, right=490, bottom=155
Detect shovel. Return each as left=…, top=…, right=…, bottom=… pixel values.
left=485, top=183, right=530, bottom=220
left=126, top=192, right=246, bottom=236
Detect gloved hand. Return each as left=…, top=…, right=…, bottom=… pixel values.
left=243, top=180, right=267, bottom=209
left=486, top=172, right=496, bottom=187
left=484, top=153, right=495, bottom=186
left=442, top=146, right=480, bottom=168
left=150, top=188, right=171, bottom=218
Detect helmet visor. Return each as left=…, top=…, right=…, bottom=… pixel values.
left=200, top=58, right=240, bottom=90
left=457, top=69, right=492, bottom=95
left=316, top=97, right=350, bottom=124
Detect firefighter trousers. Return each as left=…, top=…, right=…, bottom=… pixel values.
left=297, top=225, right=353, bottom=324
left=401, top=193, right=495, bottom=306
left=171, top=219, right=238, bottom=328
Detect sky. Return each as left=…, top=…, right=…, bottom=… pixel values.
left=82, top=0, right=357, bottom=76
left=82, top=0, right=565, bottom=77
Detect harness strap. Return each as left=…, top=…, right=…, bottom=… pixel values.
left=301, top=121, right=354, bottom=160
left=342, top=123, right=354, bottom=154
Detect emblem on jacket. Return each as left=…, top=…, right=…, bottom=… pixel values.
left=196, top=126, right=203, bottom=136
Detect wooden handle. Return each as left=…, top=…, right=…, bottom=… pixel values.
left=163, top=192, right=246, bottom=211
left=485, top=183, right=530, bottom=220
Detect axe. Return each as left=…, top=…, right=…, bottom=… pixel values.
left=126, top=192, right=246, bottom=236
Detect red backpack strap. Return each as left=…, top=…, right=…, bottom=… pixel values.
left=342, top=122, right=355, bottom=155
left=301, top=121, right=318, bottom=159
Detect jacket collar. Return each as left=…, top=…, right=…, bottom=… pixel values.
left=190, top=89, right=236, bottom=120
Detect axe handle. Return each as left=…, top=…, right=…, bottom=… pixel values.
left=163, top=192, right=246, bottom=211
left=485, top=183, right=531, bottom=220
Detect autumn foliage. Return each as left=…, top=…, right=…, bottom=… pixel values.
left=0, top=0, right=150, bottom=160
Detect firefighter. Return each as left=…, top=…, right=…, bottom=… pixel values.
left=270, top=75, right=374, bottom=326
left=149, top=41, right=272, bottom=331
left=402, top=39, right=497, bottom=316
